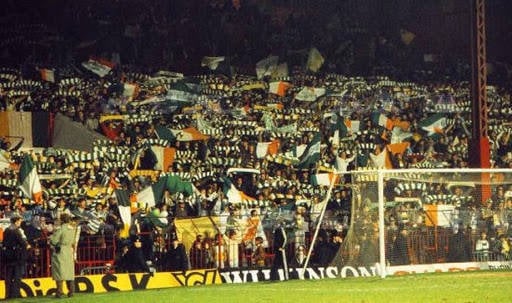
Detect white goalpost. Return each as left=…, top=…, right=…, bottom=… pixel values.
left=308, top=168, right=512, bottom=279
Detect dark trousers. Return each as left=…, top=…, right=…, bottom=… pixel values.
left=270, top=251, right=285, bottom=281
left=5, top=263, right=25, bottom=298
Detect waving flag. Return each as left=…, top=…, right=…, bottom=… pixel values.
left=0, top=149, right=11, bottom=170
left=390, top=127, right=413, bottom=144
left=122, top=82, right=139, bottom=101
left=269, top=81, right=291, bottom=97
left=372, top=112, right=394, bottom=130
left=346, top=119, right=360, bottom=133
left=296, top=132, right=321, bottom=169
left=419, top=113, right=447, bottom=136
left=387, top=142, right=411, bottom=155
left=222, top=178, right=256, bottom=204
left=306, top=47, right=324, bottom=73
left=114, top=189, right=137, bottom=238
left=201, top=56, right=225, bottom=70
left=311, top=173, right=340, bottom=186
left=171, top=127, right=209, bottom=141
left=136, top=176, right=169, bottom=208
left=18, top=155, right=42, bottom=203
left=256, top=140, right=280, bottom=159
left=81, top=58, right=115, bottom=77
left=166, top=174, right=194, bottom=196
left=151, top=146, right=176, bottom=171
left=274, top=62, right=289, bottom=79
left=369, top=148, right=393, bottom=169
left=255, top=55, right=279, bottom=79
left=330, top=113, right=350, bottom=138
left=295, top=87, right=326, bottom=102
left=0, top=111, right=52, bottom=148
left=39, top=68, right=55, bottom=83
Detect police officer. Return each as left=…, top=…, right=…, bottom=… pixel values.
left=2, top=216, right=31, bottom=298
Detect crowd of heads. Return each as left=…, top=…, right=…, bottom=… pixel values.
left=1, top=0, right=512, bottom=272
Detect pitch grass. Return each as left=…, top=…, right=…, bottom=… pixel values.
left=17, top=271, right=512, bottom=303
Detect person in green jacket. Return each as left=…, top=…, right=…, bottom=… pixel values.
left=50, top=213, right=78, bottom=298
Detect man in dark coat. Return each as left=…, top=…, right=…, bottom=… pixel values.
left=2, top=216, right=31, bottom=299
left=391, top=227, right=410, bottom=265
left=270, top=219, right=288, bottom=281
left=161, top=236, right=189, bottom=271
left=447, top=224, right=471, bottom=262
left=118, top=237, right=150, bottom=273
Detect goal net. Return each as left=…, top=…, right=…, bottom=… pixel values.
left=322, top=168, right=512, bottom=277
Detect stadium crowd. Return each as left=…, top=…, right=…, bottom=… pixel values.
left=1, top=0, right=512, bottom=279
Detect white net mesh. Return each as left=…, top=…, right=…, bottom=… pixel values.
left=327, top=168, right=512, bottom=272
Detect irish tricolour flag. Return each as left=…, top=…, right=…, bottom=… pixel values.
left=18, top=155, right=42, bottom=203
left=372, top=112, right=394, bottom=130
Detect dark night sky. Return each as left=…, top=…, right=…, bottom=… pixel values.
left=1, top=0, right=511, bottom=79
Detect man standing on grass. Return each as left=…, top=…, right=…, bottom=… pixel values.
left=2, top=216, right=31, bottom=299
left=270, top=217, right=288, bottom=281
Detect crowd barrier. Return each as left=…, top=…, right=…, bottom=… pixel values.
left=1, top=223, right=508, bottom=281
left=0, top=233, right=116, bottom=280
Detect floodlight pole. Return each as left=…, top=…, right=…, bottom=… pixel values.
left=378, top=170, right=386, bottom=278
left=468, top=0, right=490, bottom=169
left=468, top=0, right=492, bottom=204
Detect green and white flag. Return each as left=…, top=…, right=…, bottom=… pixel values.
left=136, top=176, right=168, bottom=208
left=295, top=86, right=326, bottom=102
left=115, top=189, right=132, bottom=227
left=296, top=132, right=322, bottom=169
left=419, top=113, right=447, bottom=136
left=255, top=55, right=279, bottom=79
left=166, top=174, right=194, bottom=197
left=201, top=56, right=226, bottom=70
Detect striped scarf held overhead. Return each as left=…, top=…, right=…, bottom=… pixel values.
left=168, top=172, right=192, bottom=181
left=394, top=182, right=427, bottom=196
left=230, top=129, right=259, bottom=138
left=206, top=157, right=240, bottom=167
left=1, top=79, right=42, bottom=89
left=423, top=194, right=459, bottom=204
left=44, top=187, right=87, bottom=198
left=213, top=145, right=240, bottom=157
left=65, top=152, right=94, bottom=164
left=144, top=138, right=170, bottom=147
left=175, top=150, right=197, bottom=159
left=0, top=73, right=18, bottom=82
left=191, top=171, right=218, bottom=182
left=59, top=78, right=82, bottom=87
left=0, top=178, right=17, bottom=188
